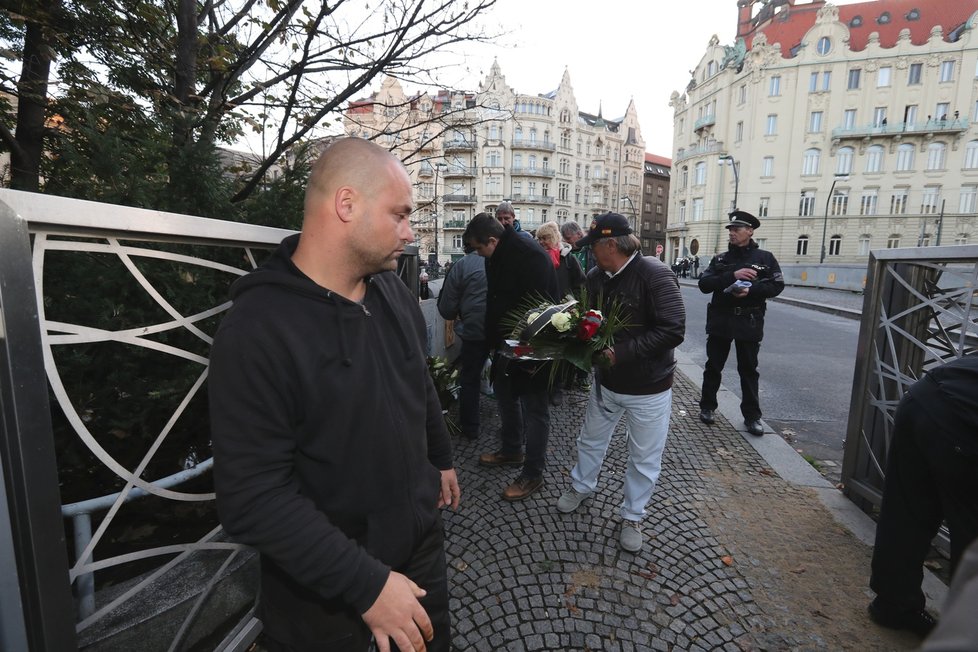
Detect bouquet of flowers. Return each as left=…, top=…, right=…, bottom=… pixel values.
left=426, top=356, right=461, bottom=435
left=500, top=292, right=628, bottom=374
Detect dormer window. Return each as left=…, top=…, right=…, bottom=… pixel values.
left=850, top=15, right=863, bottom=27
left=877, top=11, right=891, bottom=24
left=816, top=36, right=831, bottom=55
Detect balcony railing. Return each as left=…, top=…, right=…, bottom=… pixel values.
left=443, top=194, right=477, bottom=204
left=511, top=139, right=556, bottom=152
left=443, top=138, right=477, bottom=152
left=831, top=118, right=969, bottom=140
left=694, top=114, right=716, bottom=131
left=443, top=220, right=468, bottom=229
left=443, top=166, right=477, bottom=178
left=510, top=194, right=555, bottom=206
left=674, top=142, right=724, bottom=164
left=510, top=166, right=555, bottom=178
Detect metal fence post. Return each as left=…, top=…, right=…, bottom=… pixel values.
left=0, top=203, right=77, bottom=650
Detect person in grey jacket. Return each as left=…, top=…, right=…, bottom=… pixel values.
left=437, top=239, right=488, bottom=440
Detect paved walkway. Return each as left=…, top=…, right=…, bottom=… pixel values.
left=443, top=357, right=946, bottom=651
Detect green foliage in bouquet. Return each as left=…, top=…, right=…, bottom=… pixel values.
left=427, top=356, right=461, bottom=435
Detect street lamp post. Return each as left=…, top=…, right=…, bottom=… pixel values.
left=819, top=173, right=849, bottom=264
left=433, top=162, right=447, bottom=266
left=718, top=154, right=739, bottom=210
left=620, top=195, right=637, bottom=232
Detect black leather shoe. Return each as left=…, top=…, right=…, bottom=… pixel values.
left=867, top=599, right=937, bottom=638
left=699, top=409, right=715, bottom=424
left=745, top=420, right=764, bottom=436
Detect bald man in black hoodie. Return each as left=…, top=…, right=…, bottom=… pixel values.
left=209, top=137, right=460, bottom=652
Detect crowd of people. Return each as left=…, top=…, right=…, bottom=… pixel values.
left=671, top=255, right=699, bottom=278
left=208, top=137, right=975, bottom=651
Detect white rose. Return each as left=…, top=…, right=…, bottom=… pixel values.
left=550, top=312, right=573, bottom=332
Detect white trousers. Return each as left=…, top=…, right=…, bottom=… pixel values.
left=569, top=385, right=672, bottom=522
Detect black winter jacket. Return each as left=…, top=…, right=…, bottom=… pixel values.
left=587, top=255, right=686, bottom=395
left=697, top=241, right=784, bottom=342
left=208, top=234, right=452, bottom=643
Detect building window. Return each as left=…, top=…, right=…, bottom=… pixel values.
left=939, top=60, right=955, bottom=82
left=829, top=235, right=842, bottom=256
left=692, top=198, right=704, bottom=221
left=877, top=66, right=892, bottom=87
left=822, top=71, right=832, bottom=91
left=908, top=62, right=922, bottom=85
left=735, top=121, right=744, bottom=142
left=486, top=150, right=501, bottom=167
left=758, top=197, right=770, bottom=217
left=865, top=145, right=884, bottom=173
left=874, top=106, right=888, bottom=126
left=831, top=189, right=848, bottom=215
left=858, top=235, right=871, bottom=256
left=809, top=111, right=823, bottom=133
left=936, top=102, right=950, bottom=121
left=959, top=185, right=977, bottom=213
left=887, top=234, right=901, bottom=249
left=694, top=161, right=706, bottom=185
left=836, top=146, right=854, bottom=175
left=761, top=156, right=774, bottom=177
left=861, top=189, right=879, bottom=215
left=905, top=104, right=919, bottom=127
left=680, top=166, right=688, bottom=189
left=895, top=143, right=915, bottom=171
left=796, top=235, right=810, bottom=255
left=843, top=109, right=857, bottom=129
left=678, top=200, right=686, bottom=222
left=847, top=68, right=861, bottom=90
left=765, top=114, right=778, bottom=135
left=809, top=71, right=819, bottom=92
left=816, top=36, right=831, bottom=55
left=926, top=142, right=946, bottom=170
left=799, top=190, right=816, bottom=216
left=890, top=188, right=908, bottom=214
left=769, top=75, right=781, bottom=96
left=739, top=84, right=747, bottom=104
left=965, top=141, right=978, bottom=169
left=955, top=234, right=969, bottom=245
left=921, top=186, right=941, bottom=214
left=802, top=148, right=820, bottom=175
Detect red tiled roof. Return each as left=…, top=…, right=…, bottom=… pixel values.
left=748, top=0, right=978, bottom=57
left=646, top=153, right=672, bottom=167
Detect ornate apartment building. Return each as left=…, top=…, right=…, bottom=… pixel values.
left=344, top=62, right=647, bottom=264
left=670, top=0, right=978, bottom=267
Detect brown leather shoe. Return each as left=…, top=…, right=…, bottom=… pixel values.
left=501, top=475, right=544, bottom=501
left=478, top=451, right=525, bottom=467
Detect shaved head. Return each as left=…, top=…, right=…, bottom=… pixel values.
left=304, top=137, right=402, bottom=221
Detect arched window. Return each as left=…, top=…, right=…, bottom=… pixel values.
left=836, top=147, right=854, bottom=175
left=926, top=142, right=946, bottom=170
left=964, top=140, right=978, bottom=169
left=802, top=148, right=821, bottom=175
left=895, top=143, right=915, bottom=171
left=865, top=145, right=884, bottom=173
left=796, top=235, right=810, bottom=255
left=829, top=235, right=842, bottom=256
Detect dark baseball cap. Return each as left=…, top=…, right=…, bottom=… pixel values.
left=726, top=210, right=760, bottom=229
left=577, top=212, right=632, bottom=247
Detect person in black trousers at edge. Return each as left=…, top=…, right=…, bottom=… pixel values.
left=696, top=210, right=784, bottom=436
left=869, top=353, right=978, bottom=639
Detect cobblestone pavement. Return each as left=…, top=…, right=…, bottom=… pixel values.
left=443, top=370, right=922, bottom=651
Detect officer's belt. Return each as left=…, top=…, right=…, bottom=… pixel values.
left=719, top=305, right=765, bottom=316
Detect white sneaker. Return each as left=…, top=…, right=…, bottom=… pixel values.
left=619, top=520, right=643, bottom=552
left=555, top=488, right=591, bottom=513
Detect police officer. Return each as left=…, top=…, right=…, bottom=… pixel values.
left=697, top=210, right=784, bottom=436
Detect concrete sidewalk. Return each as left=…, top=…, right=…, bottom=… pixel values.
left=443, top=357, right=946, bottom=650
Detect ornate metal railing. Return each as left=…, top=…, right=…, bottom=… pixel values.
left=841, top=245, right=978, bottom=511
left=0, top=189, right=297, bottom=651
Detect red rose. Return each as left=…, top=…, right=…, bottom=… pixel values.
left=577, top=314, right=602, bottom=340
left=513, top=343, right=535, bottom=356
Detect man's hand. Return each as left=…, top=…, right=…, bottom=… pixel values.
left=362, top=571, right=432, bottom=652
left=731, top=286, right=750, bottom=298
left=733, top=267, right=758, bottom=281
left=438, top=468, right=460, bottom=510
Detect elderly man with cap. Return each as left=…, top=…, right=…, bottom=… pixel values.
left=555, top=212, right=686, bottom=552
left=697, top=210, right=784, bottom=436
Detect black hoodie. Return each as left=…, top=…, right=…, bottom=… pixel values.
left=208, top=234, right=453, bottom=638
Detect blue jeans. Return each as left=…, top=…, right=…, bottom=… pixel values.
left=494, top=370, right=550, bottom=479
left=569, top=385, right=672, bottom=521
left=458, top=338, right=488, bottom=435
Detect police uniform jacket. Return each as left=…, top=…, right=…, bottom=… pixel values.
left=697, top=240, right=784, bottom=342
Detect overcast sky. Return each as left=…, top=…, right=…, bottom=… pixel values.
left=432, top=0, right=865, bottom=157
